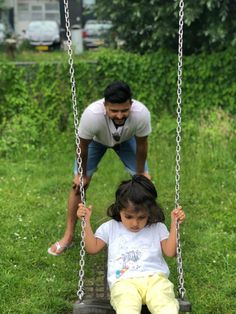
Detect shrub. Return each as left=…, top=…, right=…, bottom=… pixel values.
left=0, top=48, right=235, bottom=155
left=0, top=114, right=39, bottom=156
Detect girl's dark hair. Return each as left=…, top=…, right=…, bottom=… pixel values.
left=104, top=81, right=132, bottom=103
left=107, top=175, right=165, bottom=225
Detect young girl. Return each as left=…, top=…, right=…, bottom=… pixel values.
left=77, top=175, right=186, bottom=314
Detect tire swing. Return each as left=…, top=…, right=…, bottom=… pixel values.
left=62, top=0, right=192, bottom=313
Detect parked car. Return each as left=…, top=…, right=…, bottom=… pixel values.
left=25, top=20, right=61, bottom=50
left=83, top=20, right=112, bottom=49
left=0, top=23, right=6, bottom=44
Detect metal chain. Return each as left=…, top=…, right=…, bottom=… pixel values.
left=63, top=0, right=86, bottom=302
left=175, top=0, right=186, bottom=300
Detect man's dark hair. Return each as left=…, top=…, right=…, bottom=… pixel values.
left=104, top=81, right=132, bottom=103
left=107, top=175, right=165, bottom=225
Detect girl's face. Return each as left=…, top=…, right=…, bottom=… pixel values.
left=120, top=206, right=148, bottom=232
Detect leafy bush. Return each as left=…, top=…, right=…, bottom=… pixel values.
left=0, top=114, right=39, bottom=156
left=0, top=64, right=30, bottom=124
left=0, top=48, right=235, bottom=156
left=0, top=60, right=99, bottom=156
left=94, top=0, right=236, bottom=54
left=87, top=48, right=236, bottom=117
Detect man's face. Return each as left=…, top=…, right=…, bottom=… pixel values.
left=104, top=100, right=132, bottom=125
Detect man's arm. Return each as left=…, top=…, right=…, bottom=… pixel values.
left=77, top=137, right=91, bottom=175
left=73, top=137, right=92, bottom=192
left=135, top=135, right=150, bottom=178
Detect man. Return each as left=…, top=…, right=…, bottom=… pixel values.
left=48, top=81, right=151, bottom=256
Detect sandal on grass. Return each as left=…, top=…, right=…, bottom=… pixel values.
left=47, top=241, right=73, bottom=256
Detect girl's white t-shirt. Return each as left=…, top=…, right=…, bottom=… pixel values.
left=78, top=99, right=151, bottom=147
left=95, top=220, right=170, bottom=288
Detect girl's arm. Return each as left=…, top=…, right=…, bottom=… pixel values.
left=161, top=207, right=186, bottom=257
left=77, top=203, right=106, bottom=254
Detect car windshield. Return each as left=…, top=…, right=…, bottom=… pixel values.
left=28, top=21, right=57, bottom=32
left=84, top=20, right=112, bottom=31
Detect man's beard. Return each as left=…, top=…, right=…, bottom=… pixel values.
left=112, top=118, right=126, bottom=127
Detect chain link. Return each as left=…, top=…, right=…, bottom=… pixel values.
left=175, top=0, right=186, bottom=300
left=63, top=0, right=86, bottom=302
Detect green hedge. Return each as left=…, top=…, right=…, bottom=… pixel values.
left=88, top=48, right=236, bottom=115
left=0, top=48, right=235, bottom=155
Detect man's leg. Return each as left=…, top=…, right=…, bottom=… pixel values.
left=113, top=137, right=149, bottom=177
left=63, top=187, right=82, bottom=244
left=48, top=141, right=107, bottom=256
left=48, top=183, right=90, bottom=255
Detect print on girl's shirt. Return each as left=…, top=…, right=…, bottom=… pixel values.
left=115, top=249, right=142, bottom=278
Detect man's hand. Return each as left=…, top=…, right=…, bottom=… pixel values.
left=138, top=172, right=151, bottom=180
left=72, top=174, right=91, bottom=194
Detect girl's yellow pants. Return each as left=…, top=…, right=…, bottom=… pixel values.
left=110, top=273, right=179, bottom=314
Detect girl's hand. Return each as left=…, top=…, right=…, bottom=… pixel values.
left=77, top=203, right=92, bottom=222
left=171, top=206, right=186, bottom=224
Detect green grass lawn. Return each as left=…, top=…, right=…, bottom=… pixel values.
left=0, top=114, right=235, bottom=313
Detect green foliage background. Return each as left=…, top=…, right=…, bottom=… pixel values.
left=94, top=0, right=236, bottom=54
left=0, top=48, right=236, bottom=156
left=0, top=49, right=235, bottom=313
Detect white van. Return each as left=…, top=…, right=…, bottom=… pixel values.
left=25, top=21, right=61, bottom=50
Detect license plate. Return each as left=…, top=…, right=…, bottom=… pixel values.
left=36, top=45, right=49, bottom=51
left=95, top=40, right=104, bottom=46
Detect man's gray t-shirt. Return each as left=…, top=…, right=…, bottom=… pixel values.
left=78, top=99, right=151, bottom=147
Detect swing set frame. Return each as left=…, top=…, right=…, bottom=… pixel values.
left=62, top=0, right=191, bottom=312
